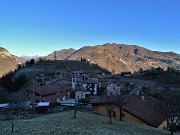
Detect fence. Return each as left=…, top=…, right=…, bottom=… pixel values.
left=0, top=105, right=67, bottom=121
left=0, top=104, right=93, bottom=121
left=0, top=105, right=92, bottom=121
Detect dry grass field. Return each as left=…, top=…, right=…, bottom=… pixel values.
left=0, top=111, right=170, bottom=135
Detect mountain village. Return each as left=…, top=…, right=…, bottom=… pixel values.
left=0, top=58, right=180, bottom=135
left=0, top=45, right=179, bottom=135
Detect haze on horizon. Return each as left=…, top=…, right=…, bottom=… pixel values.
left=0, top=0, right=179, bottom=56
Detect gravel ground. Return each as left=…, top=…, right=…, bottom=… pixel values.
left=0, top=111, right=170, bottom=135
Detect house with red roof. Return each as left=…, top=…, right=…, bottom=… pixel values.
left=90, top=95, right=167, bottom=129
left=27, top=83, right=72, bottom=104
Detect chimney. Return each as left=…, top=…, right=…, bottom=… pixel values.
left=140, top=93, right=145, bottom=100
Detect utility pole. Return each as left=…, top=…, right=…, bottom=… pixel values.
left=54, top=51, right=57, bottom=60
left=11, top=109, right=14, bottom=135
left=106, top=56, right=108, bottom=70
left=33, top=81, right=35, bottom=104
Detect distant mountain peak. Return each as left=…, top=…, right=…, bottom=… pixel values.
left=0, top=47, right=14, bottom=59
left=18, top=55, right=40, bottom=63
left=46, top=48, right=77, bottom=60
left=0, top=47, right=8, bottom=52
left=0, top=47, right=20, bottom=77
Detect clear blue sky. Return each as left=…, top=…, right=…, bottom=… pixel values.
left=0, top=0, right=179, bottom=56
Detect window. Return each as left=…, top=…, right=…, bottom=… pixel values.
left=113, top=111, right=116, bottom=118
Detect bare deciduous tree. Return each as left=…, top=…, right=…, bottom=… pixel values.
left=73, top=100, right=79, bottom=118
left=105, top=95, right=116, bottom=124
left=156, top=87, right=180, bottom=135
left=106, top=81, right=135, bottom=122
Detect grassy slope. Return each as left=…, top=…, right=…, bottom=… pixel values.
left=0, top=111, right=169, bottom=135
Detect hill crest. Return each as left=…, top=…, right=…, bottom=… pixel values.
left=46, top=43, right=180, bottom=74
left=0, top=47, right=20, bottom=77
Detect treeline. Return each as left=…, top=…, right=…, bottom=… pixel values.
left=81, top=58, right=111, bottom=74
left=0, top=71, right=27, bottom=91
left=136, top=67, right=180, bottom=84
left=0, top=59, right=36, bottom=91
left=137, top=66, right=179, bottom=75
left=24, top=58, right=35, bottom=67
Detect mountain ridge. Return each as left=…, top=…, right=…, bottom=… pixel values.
left=45, top=43, right=180, bottom=74
left=0, top=44, right=179, bottom=77
left=0, top=47, right=20, bottom=77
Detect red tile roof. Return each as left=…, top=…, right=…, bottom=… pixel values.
left=28, top=84, right=72, bottom=96
left=90, top=95, right=166, bottom=128
left=122, top=97, right=166, bottom=128
left=35, top=84, right=59, bottom=96
left=83, top=80, right=97, bottom=84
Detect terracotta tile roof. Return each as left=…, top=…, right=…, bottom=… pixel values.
left=35, top=84, right=60, bottom=96
left=98, top=77, right=108, bottom=82
left=90, top=95, right=166, bottom=128
left=28, top=84, right=72, bottom=96
left=60, top=85, right=72, bottom=91
left=90, top=95, right=116, bottom=104
left=122, top=97, right=166, bottom=128
left=90, top=73, right=98, bottom=78
left=63, top=76, right=72, bottom=81
left=57, top=80, right=71, bottom=85
left=83, top=80, right=97, bottom=84
left=84, top=74, right=90, bottom=79
left=72, top=74, right=83, bottom=78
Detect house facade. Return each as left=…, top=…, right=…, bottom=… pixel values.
left=27, top=84, right=72, bottom=104
left=90, top=95, right=167, bottom=129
